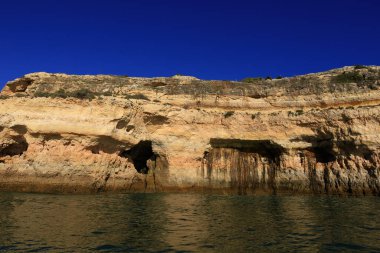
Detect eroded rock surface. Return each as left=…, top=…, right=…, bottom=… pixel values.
left=1, top=66, right=380, bottom=195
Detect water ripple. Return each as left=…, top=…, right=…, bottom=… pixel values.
left=0, top=193, right=379, bottom=252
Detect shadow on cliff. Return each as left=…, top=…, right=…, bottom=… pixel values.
left=203, top=136, right=379, bottom=195
left=203, top=139, right=286, bottom=194
left=292, top=134, right=374, bottom=162
left=0, top=135, right=28, bottom=158
left=120, top=141, right=154, bottom=174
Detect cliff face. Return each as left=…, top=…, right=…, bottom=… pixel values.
left=1, top=67, right=380, bottom=195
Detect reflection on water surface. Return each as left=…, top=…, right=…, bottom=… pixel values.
left=0, top=193, right=379, bottom=252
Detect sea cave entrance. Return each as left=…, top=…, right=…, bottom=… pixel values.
left=120, top=141, right=155, bottom=174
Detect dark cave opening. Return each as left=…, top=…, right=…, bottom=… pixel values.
left=209, top=138, right=284, bottom=160
left=204, top=138, right=284, bottom=194
left=120, top=141, right=155, bottom=174
left=0, top=136, right=28, bottom=157
left=294, top=135, right=337, bottom=163
left=310, top=146, right=336, bottom=163
left=298, top=135, right=374, bottom=163
left=336, top=140, right=373, bottom=160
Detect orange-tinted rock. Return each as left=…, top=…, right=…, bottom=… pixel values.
left=0, top=67, right=380, bottom=195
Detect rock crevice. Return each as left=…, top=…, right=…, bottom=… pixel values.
left=1, top=67, right=380, bottom=194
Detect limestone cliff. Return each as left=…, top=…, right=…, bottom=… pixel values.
left=1, top=66, right=380, bottom=195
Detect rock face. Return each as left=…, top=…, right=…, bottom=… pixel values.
left=1, top=66, right=380, bottom=195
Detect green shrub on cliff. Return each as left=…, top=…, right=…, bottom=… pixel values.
left=34, top=88, right=95, bottom=100
left=14, top=93, right=27, bottom=97
left=102, top=91, right=113, bottom=96
left=332, top=71, right=365, bottom=83
left=288, top=109, right=304, bottom=117
left=34, top=91, right=51, bottom=98
left=54, top=88, right=68, bottom=98
left=71, top=88, right=95, bottom=100
left=241, top=77, right=263, bottom=83
left=354, top=65, right=367, bottom=70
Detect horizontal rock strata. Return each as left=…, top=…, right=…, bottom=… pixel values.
left=0, top=66, right=379, bottom=195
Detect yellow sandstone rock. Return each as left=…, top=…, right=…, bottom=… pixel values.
left=0, top=66, right=379, bottom=195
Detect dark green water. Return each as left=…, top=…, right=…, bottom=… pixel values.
left=0, top=193, right=379, bottom=252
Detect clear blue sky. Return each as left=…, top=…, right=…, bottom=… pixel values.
left=1, top=0, right=379, bottom=89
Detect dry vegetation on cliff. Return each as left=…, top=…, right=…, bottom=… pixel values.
left=2, top=66, right=380, bottom=101
left=0, top=66, right=380, bottom=195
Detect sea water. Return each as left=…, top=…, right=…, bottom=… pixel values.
left=0, top=192, right=379, bottom=252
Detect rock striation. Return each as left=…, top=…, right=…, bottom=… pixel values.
left=0, top=66, right=380, bottom=195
